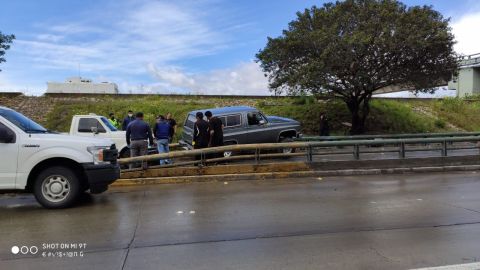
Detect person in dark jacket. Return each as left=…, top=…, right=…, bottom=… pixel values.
left=126, top=112, right=154, bottom=169
left=166, top=112, right=177, bottom=143
left=193, top=112, right=210, bottom=162
left=122, top=110, right=135, bottom=131
left=319, top=112, right=330, bottom=136
left=193, top=112, right=210, bottom=149
left=205, top=110, right=224, bottom=159
left=153, top=115, right=171, bottom=165
left=205, top=111, right=224, bottom=148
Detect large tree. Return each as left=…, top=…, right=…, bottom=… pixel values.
left=0, top=31, right=15, bottom=72
left=256, top=0, right=457, bottom=134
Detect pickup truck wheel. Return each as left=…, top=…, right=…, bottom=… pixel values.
left=33, top=166, right=81, bottom=209
left=279, top=137, right=295, bottom=154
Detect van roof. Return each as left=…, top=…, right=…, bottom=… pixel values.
left=188, top=106, right=257, bottom=115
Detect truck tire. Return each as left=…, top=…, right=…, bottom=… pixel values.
left=279, top=137, right=295, bottom=154
left=33, top=166, right=82, bottom=209
left=119, top=148, right=131, bottom=170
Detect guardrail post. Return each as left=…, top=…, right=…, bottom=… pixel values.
left=441, top=140, right=448, bottom=156
left=200, top=152, right=205, bottom=166
left=307, top=145, right=313, bottom=163
left=353, top=144, right=360, bottom=160
left=399, top=142, right=405, bottom=159
left=255, top=148, right=260, bottom=164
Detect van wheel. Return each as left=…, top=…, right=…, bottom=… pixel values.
left=33, top=166, right=81, bottom=209
left=279, top=137, right=295, bottom=154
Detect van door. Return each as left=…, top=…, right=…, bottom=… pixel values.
left=245, top=112, right=271, bottom=144
left=0, top=121, right=19, bottom=188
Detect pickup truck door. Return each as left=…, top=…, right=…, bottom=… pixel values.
left=75, top=117, right=108, bottom=138
left=0, top=122, right=19, bottom=188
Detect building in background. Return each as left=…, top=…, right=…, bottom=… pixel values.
left=448, top=53, right=480, bottom=97
left=46, top=77, right=119, bottom=94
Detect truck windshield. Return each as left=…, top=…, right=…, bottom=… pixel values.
left=0, top=108, right=48, bottom=133
left=100, top=117, right=118, bottom=131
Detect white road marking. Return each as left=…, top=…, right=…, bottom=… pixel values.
left=176, top=211, right=184, bottom=214
left=410, top=262, right=480, bottom=270
left=189, top=210, right=196, bottom=214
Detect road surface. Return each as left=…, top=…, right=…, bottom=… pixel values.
left=1, top=172, right=480, bottom=269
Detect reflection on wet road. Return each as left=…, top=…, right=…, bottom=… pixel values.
left=1, top=172, right=480, bottom=269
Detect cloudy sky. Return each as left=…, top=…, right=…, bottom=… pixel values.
left=0, top=0, right=479, bottom=95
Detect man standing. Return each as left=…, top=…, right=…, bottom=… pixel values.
left=126, top=112, right=154, bottom=169
left=122, top=110, right=135, bottom=131
left=108, top=113, right=121, bottom=129
left=166, top=112, right=177, bottom=143
left=193, top=111, right=210, bottom=148
left=153, top=115, right=171, bottom=165
left=205, top=110, right=224, bottom=149
left=319, top=112, right=330, bottom=136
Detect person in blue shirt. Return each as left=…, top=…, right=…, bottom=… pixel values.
left=122, top=110, right=135, bottom=131
left=126, top=112, right=154, bottom=169
left=153, top=115, right=171, bottom=165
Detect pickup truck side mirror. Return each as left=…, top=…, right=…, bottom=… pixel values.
left=91, top=127, right=99, bottom=134
left=0, top=127, right=15, bottom=143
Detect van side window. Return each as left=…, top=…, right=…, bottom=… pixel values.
left=226, top=114, right=241, bottom=127
left=78, top=118, right=106, bottom=133
left=216, top=114, right=241, bottom=128
left=218, top=116, right=226, bottom=126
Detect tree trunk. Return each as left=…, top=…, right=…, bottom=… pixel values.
left=346, top=95, right=371, bottom=135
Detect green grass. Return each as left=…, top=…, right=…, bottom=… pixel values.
left=367, top=100, right=445, bottom=134
left=430, top=97, right=480, bottom=131
left=41, top=95, right=465, bottom=140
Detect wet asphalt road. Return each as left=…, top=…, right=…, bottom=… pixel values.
left=1, top=172, right=480, bottom=270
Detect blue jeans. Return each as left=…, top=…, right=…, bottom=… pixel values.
left=157, top=138, right=170, bottom=165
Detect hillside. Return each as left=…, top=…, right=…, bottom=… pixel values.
left=1, top=93, right=477, bottom=140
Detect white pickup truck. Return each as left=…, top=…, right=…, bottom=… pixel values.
left=0, top=106, right=120, bottom=209
left=68, top=114, right=131, bottom=158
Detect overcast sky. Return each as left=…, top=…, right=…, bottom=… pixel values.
left=0, top=0, right=479, bottom=95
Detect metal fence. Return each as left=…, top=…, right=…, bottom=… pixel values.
left=296, top=132, right=480, bottom=142
left=118, top=135, right=480, bottom=171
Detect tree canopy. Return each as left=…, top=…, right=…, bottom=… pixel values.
left=0, top=31, right=15, bottom=72
left=256, top=0, right=457, bottom=134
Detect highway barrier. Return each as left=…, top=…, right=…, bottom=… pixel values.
left=118, top=136, right=480, bottom=171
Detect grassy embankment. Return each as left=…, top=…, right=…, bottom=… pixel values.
left=42, top=95, right=465, bottom=141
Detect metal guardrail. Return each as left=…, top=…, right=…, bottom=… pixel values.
left=119, top=136, right=480, bottom=170
left=296, top=132, right=480, bottom=142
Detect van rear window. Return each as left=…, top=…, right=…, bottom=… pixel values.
left=185, top=114, right=196, bottom=129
